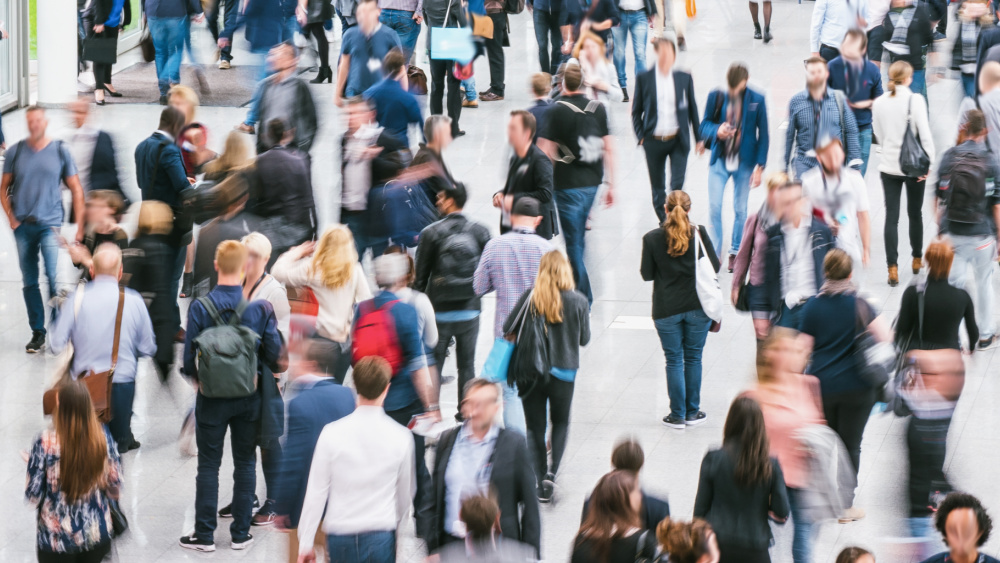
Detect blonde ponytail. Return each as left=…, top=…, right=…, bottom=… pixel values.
left=664, top=191, right=693, bottom=257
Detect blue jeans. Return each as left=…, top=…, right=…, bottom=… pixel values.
left=194, top=393, right=261, bottom=542
left=282, top=15, right=299, bottom=42
left=555, top=186, right=599, bottom=304
left=501, top=380, right=526, bottom=435
left=533, top=8, right=563, bottom=74
left=109, top=382, right=136, bottom=453
left=707, top=158, right=753, bottom=256
left=244, top=78, right=266, bottom=126
left=858, top=125, right=872, bottom=177
left=327, top=530, right=395, bottom=563
left=13, top=223, right=60, bottom=333
left=911, top=69, right=927, bottom=99
left=462, top=77, right=477, bottom=102
left=612, top=10, right=648, bottom=88
left=654, top=309, right=711, bottom=419
left=380, top=9, right=420, bottom=62
left=787, top=488, right=814, bottom=563
left=962, top=72, right=975, bottom=99
left=949, top=235, right=996, bottom=339
left=148, top=17, right=186, bottom=95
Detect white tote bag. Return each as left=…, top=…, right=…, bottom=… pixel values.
left=692, top=226, right=724, bottom=323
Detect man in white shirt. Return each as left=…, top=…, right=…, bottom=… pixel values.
left=801, top=135, right=872, bottom=272
left=295, top=356, right=416, bottom=563
left=810, top=0, right=868, bottom=61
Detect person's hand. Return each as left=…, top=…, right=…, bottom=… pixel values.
left=696, top=141, right=706, bottom=155
left=918, top=175, right=928, bottom=182
left=94, top=23, right=105, bottom=33
left=334, top=94, right=344, bottom=108
left=638, top=138, right=644, bottom=146
left=592, top=80, right=611, bottom=92
left=294, top=240, right=317, bottom=258
left=732, top=288, right=739, bottom=305
left=296, top=6, right=307, bottom=25
left=561, top=41, right=573, bottom=54
left=422, top=410, right=442, bottom=423
left=298, top=549, right=316, bottom=563
left=716, top=123, right=733, bottom=140
left=7, top=214, right=19, bottom=231
left=75, top=226, right=85, bottom=244
left=68, top=243, right=91, bottom=266
left=192, top=13, right=205, bottom=23
left=751, top=166, right=762, bottom=188
left=413, top=12, right=423, bottom=24
left=862, top=248, right=870, bottom=266
left=706, top=532, right=720, bottom=563
left=811, top=51, right=820, bottom=58
left=492, top=192, right=504, bottom=208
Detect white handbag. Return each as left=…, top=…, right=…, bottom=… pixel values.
left=692, top=226, right=724, bottom=323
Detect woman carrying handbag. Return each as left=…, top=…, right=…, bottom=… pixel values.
left=83, top=0, right=127, bottom=105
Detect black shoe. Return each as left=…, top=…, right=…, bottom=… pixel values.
left=179, top=272, right=193, bottom=298
left=102, top=86, right=123, bottom=98
left=538, top=473, right=555, bottom=503
left=662, top=414, right=686, bottom=429
left=231, top=534, right=254, bottom=550
left=26, top=331, right=45, bottom=353
left=95, top=98, right=106, bottom=106
left=179, top=536, right=216, bottom=552
left=159, top=95, right=168, bottom=105
left=621, top=87, right=629, bottom=102
left=119, top=439, right=140, bottom=454
left=678, top=36, right=687, bottom=51
left=453, top=130, right=466, bottom=138
left=218, top=495, right=260, bottom=519
left=310, top=66, right=332, bottom=84
left=763, top=28, right=773, bottom=43
left=978, top=336, right=997, bottom=350
left=454, top=412, right=465, bottom=423
left=685, top=411, right=708, bottom=426
left=754, top=24, right=762, bottom=39
left=252, top=500, right=276, bottom=526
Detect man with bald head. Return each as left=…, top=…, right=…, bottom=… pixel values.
left=50, top=243, right=156, bottom=453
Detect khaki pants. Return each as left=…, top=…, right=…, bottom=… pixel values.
left=288, top=526, right=328, bottom=563
left=652, top=0, right=685, bottom=38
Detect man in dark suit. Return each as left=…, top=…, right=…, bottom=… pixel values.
left=422, top=378, right=541, bottom=556
left=631, top=36, right=703, bottom=224
left=581, top=438, right=669, bottom=530
left=497, top=110, right=556, bottom=240
left=67, top=98, right=123, bottom=197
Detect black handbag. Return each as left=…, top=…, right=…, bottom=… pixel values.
left=83, top=35, right=118, bottom=64
left=139, top=28, right=155, bottom=63
left=508, top=294, right=551, bottom=397
left=109, top=498, right=129, bottom=537
left=899, top=94, right=930, bottom=178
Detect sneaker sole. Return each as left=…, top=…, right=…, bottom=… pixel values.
left=685, top=418, right=707, bottom=426
left=661, top=420, right=686, bottom=429
left=231, top=539, right=254, bottom=550
left=26, top=347, right=44, bottom=354
left=251, top=519, right=275, bottom=527
left=179, top=541, right=216, bottom=552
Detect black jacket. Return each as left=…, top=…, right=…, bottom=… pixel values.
left=256, top=77, right=318, bottom=154
left=897, top=279, right=978, bottom=351
left=249, top=145, right=317, bottom=238
left=762, top=220, right=834, bottom=317
left=504, top=288, right=590, bottom=370
left=89, top=131, right=123, bottom=195
left=414, top=213, right=492, bottom=312
left=423, top=426, right=541, bottom=556
left=615, top=0, right=656, bottom=15
left=631, top=68, right=701, bottom=151
left=124, top=234, right=175, bottom=367
left=502, top=144, right=557, bottom=240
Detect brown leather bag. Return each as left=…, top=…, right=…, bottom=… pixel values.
left=42, top=288, right=125, bottom=423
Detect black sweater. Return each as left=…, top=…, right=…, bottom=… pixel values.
left=503, top=288, right=591, bottom=370
left=896, top=279, right=978, bottom=351
left=640, top=225, right=720, bottom=320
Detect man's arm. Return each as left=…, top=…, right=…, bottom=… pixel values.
left=397, top=305, right=438, bottom=412
left=136, top=301, right=158, bottom=358
left=65, top=174, right=86, bottom=242
left=182, top=302, right=206, bottom=379
left=631, top=74, right=645, bottom=142
left=756, top=97, right=770, bottom=168
left=164, top=146, right=191, bottom=191
left=298, top=83, right=319, bottom=153
left=473, top=244, right=495, bottom=296
left=784, top=102, right=797, bottom=172
left=842, top=100, right=862, bottom=168
left=335, top=54, right=351, bottom=107
left=257, top=303, right=285, bottom=373
left=397, top=434, right=416, bottom=526
left=858, top=210, right=871, bottom=265
left=1, top=172, right=17, bottom=230
left=699, top=91, right=721, bottom=144
left=48, top=289, right=78, bottom=356
left=413, top=230, right=436, bottom=293
left=809, top=0, right=827, bottom=54
left=687, top=75, right=701, bottom=144
left=296, top=428, right=334, bottom=559
left=602, top=134, right=616, bottom=205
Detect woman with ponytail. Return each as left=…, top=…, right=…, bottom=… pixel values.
left=656, top=517, right=720, bottom=563
left=26, top=380, right=123, bottom=562
left=504, top=250, right=591, bottom=503
left=641, top=190, right=721, bottom=429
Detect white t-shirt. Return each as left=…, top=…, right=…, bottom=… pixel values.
left=801, top=166, right=870, bottom=261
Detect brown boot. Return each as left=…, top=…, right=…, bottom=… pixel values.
left=912, top=257, right=922, bottom=274
left=888, top=265, right=899, bottom=287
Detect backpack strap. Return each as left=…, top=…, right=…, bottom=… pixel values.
left=198, top=296, right=226, bottom=327
left=109, top=287, right=125, bottom=373
left=230, top=300, right=249, bottom=327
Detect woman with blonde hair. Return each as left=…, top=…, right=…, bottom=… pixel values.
left=272, top=225, right=372, bottom=383
left=571, top=31, right=623, bottom=108
left=503, top=250, right=590, bottom=503
left=26, top=379, right=123, bottom=562
left=203, top=131, right=253, bottom=184
left=641, top=190, right=720, bottom=429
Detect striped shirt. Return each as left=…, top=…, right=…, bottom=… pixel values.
left=784, top=88, right=861, bottom=179
left=473, top=228, right=554, bottom=337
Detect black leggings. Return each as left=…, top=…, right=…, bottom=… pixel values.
left=718, top=543, right=770, bottom=563
left=304, top=22, right=330, bottom=69
left=822, top=388, right=877, bottom=475
left=522, top=376, right=575, bottom=482
left=881, top=173, right=925, bottom=268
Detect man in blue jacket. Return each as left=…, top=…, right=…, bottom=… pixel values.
left=364, top=48, right=424, bottom=145
left=700, top=62, right=768, bottom=272
left=142, top=0, right=204, bottom=103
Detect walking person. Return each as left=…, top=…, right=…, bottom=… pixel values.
left=827, top=29, right=884, bottom=176
left=952, top=0, right=992, bottom=99
left=873, top=60, right=934, bottom=286
left=479, top=0, right=509, bottom=101
left=701, top=62, right=768, bottom=268
left=254, top=43, right=319, bottom=154
left=207, top=0, right=239, bottom=69
left=656, top=518, right=721, bottom=563
left=378, top=0, right=422, bottom=62
left=611, top=0, right=654, bottom=102
left=26, top=380, right=124, bottom=563
left=84, top=0, right=126, bottom=105
left=921, top=493, right=1000, bottom=563
left=570, top=470, right=658, bottom=563
left=65, top=99, right=125, bottom=201
left=1, top=106, right=86, bottom=353
left=641, top=191, right=720, bottom=429
left=582, top=439, right=671, bottom=530
left=531, top=0, right=564, bottom=74
left=573, top=32, right=624, bottom=108
left=146, top=0, right=204, bottom=105
left=424, top=0, right=466, bottom=137
left=810, top=0, right=866, bottom=61
left=509, top=251, right=591, bottom=503
left=428, top=495, right=538, bottom=563
left=299, top=0, right=335, bottom=83
left=693, top=396, right=790, bottom=563
left=365, top=48, right=424, bottom=143
left=499, top=110, right=557, bottom=240
left=748, top=0, right=773, bottom=42
left=875, top=0, right=934, bottom=97
left=631, top=36, right=702, bottom=223
left=335, top=0, right=401, bottom=105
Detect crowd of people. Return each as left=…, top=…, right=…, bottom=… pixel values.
left=10, top=0, right=1000, bottom=561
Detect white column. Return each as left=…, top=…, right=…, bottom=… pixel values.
left=36, top=0, right=78, bottom=107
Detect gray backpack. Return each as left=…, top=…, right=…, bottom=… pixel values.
left=193, top=298, right=260, bottom=399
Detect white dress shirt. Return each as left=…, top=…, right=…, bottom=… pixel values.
left=810, top=0, right=867, bottom=52
left=781, top=215, right=818, bottom=309
left=801, top=166, right=871, bottom=262
left=653, top=69, right=679, bottom=137
left=444, top=423, right=500, bottom=537
left=296, top=405, right=415, bottom=553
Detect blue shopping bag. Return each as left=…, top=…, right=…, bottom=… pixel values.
left=481, top=338, right=515, bottom=383
left=430, top=26, right=476, bottom=64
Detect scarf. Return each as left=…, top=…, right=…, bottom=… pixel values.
left=819, top=278, right=856, bottom=296
left=885, top=6, right=916, bottom=55
left=724, top=92, right=744, bottom=164
left=961, top=21, right=978, bottom=64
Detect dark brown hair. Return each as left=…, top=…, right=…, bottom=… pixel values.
left=460, top=495, right=500, bottom=541
left=577, top=470, right=641, bottom=561
left=531, top=72, right=552, bottom=97
left=353, top=356, right=392, bottom=400
left=726, top=63, right=749, bottom=90
left=611, top=438, right=645, bottom=473
left=722, top=396, right=772, bottom=487
left=382, top=47, right=406, bottom=78
left=925, top=239, right=955, bottom=281
left=55, top=380, right=109, bottom=503
left=843, top=28, right=868, bottom=51
left=835, top=546, right=873, bottom=563
left=510, top=109, right=537, bottom=138
left=823, top=248, right=853, bottom=281
left=563, top=63, right=583, bottom=92
left=656, top=518, right=715, bottom=563
left=804, top=55, right=827, bottom=68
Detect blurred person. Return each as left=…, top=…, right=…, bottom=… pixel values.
left=255, top=43, right=319, bottom=154
left=67, top=190, right=128, bottom=281
left=784, top=57, right=861, bottom=179
left=809, top=0, right=866, bottom=61
left=731, top=173, right=787, bottom=354
left=935, top=109, right=1000, bottom=349
left=295, top=357, right=416, bottom=563
left=827, top=29, right=883, bottom=177
left=423, top=379, right=541, bottom=555
left=874, top=0, right=933, bottom=98
left=744, top=328, right=826, bottom=563
left=335, top=0, right=402, bottom=105
left=479, top=0, right=514, bottom=102
left=508, top=251, right=591, bottom=503
left=365, top=48, right=424, bottom=143
left=499, top=110, right=557, bottom=240
left=526, top=73, right=552, bottom=142
left=179, top=241, right=284, bottom=552
left=960, top=62, right=1000, bottom=166
left=145, top=0, right=204, bottom=105
left=658, top=519, right=721, bottom=563
left=190, top=187, right=262, bottom=297
left=921, top=493, right=1000, bottom=563
left=382, top=246, right=438, bottom=369
left=560, top=0, right=620, bottom=53
left=411, top=115, right=456, bottom=195
left=700, top=62, right=769, bottom=269
left=242, top=232, right=292, bottom=340
left=762, top=181, right=834, bottom=329
left=801, top=134, right=872, bottom=269
left=207, top=0, right=240, bottom=69
left=610, top=0, right=654, bottom=102
left=538, top=62, right=616, bottom=305
left=378, top=0, right=422, bottom=63
left=975, top=5, right=1000, bottom=92
left=748, top=0, right=773, bottom=43
left=203, top=130, right=253, bottom=184
left=299, top=0, right=335, bottom=83
left=570, top=470, right=657, bottom=563
left=693, top=396, right=789, bottom=563
left=631, top=36, right=702, bottom=223
left=473, top=197, right=554, bottom=434
left=837, top=547, right=876, bottom=563
left=83, top=0, right=126, bottom=105
left=26, top=380, right=123, bottom=563
left=951, top=0, right=992, bottom=99
left=273, top=339, right=356, bottom=563
left=571, top=32, right=624, bottom=108
left=272, top=226, right=373, bottom=383
left=414, top=183, right=492, bottom=412
left=582, top=438, right=671, bottom=530
left=641, top=191, right=720, bottom=429
left=65, top=99, right=125, bottom=206
left=169, top=85, right=216, bottom=176
left=429, top=495, right=538, bottom=563
left=530, top=0, right=564, bottom=75
left=2, top=106, right=85, bottom=353
left=423, top=0, right=466, bottom=135
left=50, top=243, right=156, bottom=454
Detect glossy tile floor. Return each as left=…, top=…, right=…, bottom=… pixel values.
left=3, top=2, right=999, bottom=562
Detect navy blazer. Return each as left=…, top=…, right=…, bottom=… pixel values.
left=134, top=132, right=189, bottom=208
left=700, top=87, right=769, bottom=169
left=762, top=220, right=834, bottom=317
left=631, top=68, right=701, bottom=151
left=273, top=378, right=355, bottom=527
left=90, top=131, right=123, bottom=195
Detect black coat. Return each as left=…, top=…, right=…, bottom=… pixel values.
left=413, top=213, right=492, bottom=312
left=631, top=68, right=701, bottom=151
left=423, top=426, right=541, bottom=556
left=304, top=0, right=333, bottom=23
left=249, top=145, right=317, bottom=238
left=124, top=234, right=174, bottom=367
left=90, top=131, right=123, bottom=194
left=502, top=144, right=557, bottom=240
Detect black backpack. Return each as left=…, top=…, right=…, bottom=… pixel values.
left=429, top=220, right=482, bottom=304
left=554, top=99, right=606, bottom=165
left=946, top=149, right=990, bottom=225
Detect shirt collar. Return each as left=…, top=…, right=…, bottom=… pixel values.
left=155, top=130, right=175, bottom=142
left=214, top=284, right=244, bottom=295
left=511, top=226, right=537, bottom=235
left=458, top=422, right=500, bottom=444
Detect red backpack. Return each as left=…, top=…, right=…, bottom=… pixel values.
left=351, top=300, right=405, bottom=376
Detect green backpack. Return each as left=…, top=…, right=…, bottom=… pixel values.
left=194, top=298, right=260, bottom=399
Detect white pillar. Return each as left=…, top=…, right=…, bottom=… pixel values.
left=36, top=0, right=78, bottom=107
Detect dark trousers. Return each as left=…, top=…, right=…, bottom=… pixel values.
left=433, top=317, right=480, bottom=405
left=109, top=382, right=136, bottom=453
left=428, top=49, right=463, bottom=134
left=260, top=438, right=283, bottom=503
left=207, top=0, right=240, bottom=61
left=91, top=27, right=117, bottom=89
left=37, top=542, right=111, bottom=563
left=484, top=12, right=507, bottom=95
left=821, top=387, right=876, bottom=475
left=643, top=137, right=689, bottom=223
left=169, top=244, right=186, bottom=334
left=523, top=376, right=575, bottom=482
left=533, top=9, right=563, bottom=74
left=194, top=393, right=261, bottom=542
left=341, top=208, right=388, bottom=261
left=304, top=22, right=330, bottom=68
left=386, top=400, right=432, bottom=530
left=881, top=173, right=925, bottom=267
left=819, top=44, right=840, bottom=62
left=907, top=415, right=952, bottom=517
left=718, top=544, right=770, bottom=563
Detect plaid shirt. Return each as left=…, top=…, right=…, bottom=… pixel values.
left=473, top=228, right=554, bottom=337
left=784, top=88, right=861, bottom=178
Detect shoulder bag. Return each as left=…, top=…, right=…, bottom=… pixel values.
left=692, top=226, right=724, bottom=328
left=430, top=0, right=475, bottom=64
left=481, top=291, right=532, bottom=383
left=851, top=295, right=894, bottom=399
left=899, top=94, right=931, bottom=178
left=508, top=294, right=551, bottom=397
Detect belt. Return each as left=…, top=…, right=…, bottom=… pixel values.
left=650, top=134, right=678, bottom=142
left=619, top=8, right=646, bottom=12
left=821, top=44, right=839, bottom=52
